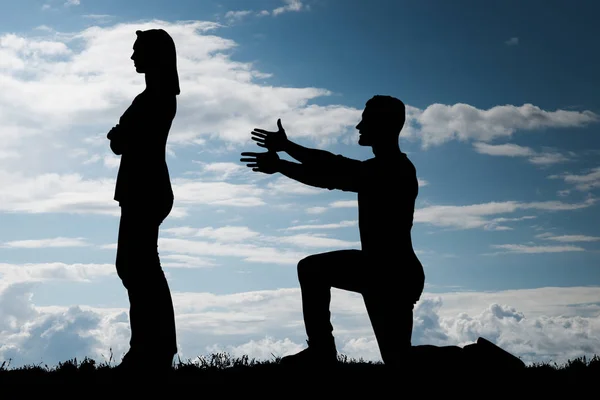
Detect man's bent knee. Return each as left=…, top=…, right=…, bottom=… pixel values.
left=297, top=254, right=321, bottom=283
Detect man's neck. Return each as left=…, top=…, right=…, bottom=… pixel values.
left=372, top=143, right=402, bottom=158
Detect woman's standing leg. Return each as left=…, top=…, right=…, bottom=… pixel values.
left=153, top=198, right=177, bottom=361
left=115, top=199, right=177, bottom=369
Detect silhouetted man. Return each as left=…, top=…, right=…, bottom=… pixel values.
left=240, top=95, right=425, bottom=368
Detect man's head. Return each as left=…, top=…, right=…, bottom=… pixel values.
left=356, top=95, right=406, bottom=147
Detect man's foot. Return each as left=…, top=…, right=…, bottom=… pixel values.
left=280, top=340, right=338, bottom=367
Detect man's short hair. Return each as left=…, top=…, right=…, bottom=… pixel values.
left=365, top=95, right=406, bottom=133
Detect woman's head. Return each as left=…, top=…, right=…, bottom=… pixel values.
left=131, top=29, right=180, bottom=95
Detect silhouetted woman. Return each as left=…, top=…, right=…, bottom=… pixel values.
left=107, top=29, right=179, bottom=373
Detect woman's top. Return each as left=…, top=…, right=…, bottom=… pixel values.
left=109, top=88, right=176, bottom=206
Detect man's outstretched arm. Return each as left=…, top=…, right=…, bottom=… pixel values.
left=240, top=151, right=363, bottom=192
left=277, top=159, right=340, bottom=190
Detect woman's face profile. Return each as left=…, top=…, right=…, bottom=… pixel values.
left=130, top=38, right=148, bottom=73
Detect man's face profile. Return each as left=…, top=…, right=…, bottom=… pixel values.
left=356, top=107, right=381, bottom=147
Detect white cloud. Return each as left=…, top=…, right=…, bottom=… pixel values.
left=536, top=233, right=600, bottom=243
left=306, top=206, right=328, bottom=214
left=529, top=152, right=570, bottom=165
left=161, top=254, right=218, bottom=269
left=0, top=20, right=362, bottom=182
left=224, top=10, right=253, bottom=21
left=0, top=172, right=121, bottom=217
left=473, top=142, right=570, bottom=165
left=164, top=225, right=261, bottom=242
left=549, top=167, right=600, bottom=192
left=3, top=284, right=599, bottom=368
left=172, top=178, right=266, bottom=208
left=413, top=197, right=596, bottom=230
left=266, top=176, right=322, bottom=195
left=0, top=21, right=595, bottom=221
left=192, top=161, right=246, bottom=181
left=487, top=244, right=586, bottom=254
left=0, top=170, right=279, bottom=218
left=319, top=197, right=594, bottom=231
left=282, top=220, right=357, bottom=231
left=158, top=237, right=307, bottom=265
left=273, top=0, right=305, bottom=16
left=0, top=262, right=114, bottom=284
left=82, top=15, right=114, bottom=24
left=153, top=225, right=365, bottom=264
left=64, top=0, right=81, bottom=6
left=206, top=337, right=303, bottom=361
left=410, top=103, right=598, bottom=148
left=1, top=237, right=89, bottom=248
left=274, top=233, right=360, bottom=248
left=330, top=200, right=357, bottom=208
left=505, top=37, right=519, bottom=46
left=34, top=25, right=54, bottom=32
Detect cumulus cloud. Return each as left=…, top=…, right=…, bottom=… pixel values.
left=408, top=103, right=598, bottom=148
left=0, top=283, right=128, bottom=368
left=505, top=37, right=519, bottom=46
left=2, top=284, right=599, bottom=368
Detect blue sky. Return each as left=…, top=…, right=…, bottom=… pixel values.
left=0, top=0, right=599, bottom=368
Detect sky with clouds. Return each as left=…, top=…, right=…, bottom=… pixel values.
left=0, top=0, right=599, bottom=368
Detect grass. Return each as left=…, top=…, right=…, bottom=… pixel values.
left=1, top=351, right=598, bottom=394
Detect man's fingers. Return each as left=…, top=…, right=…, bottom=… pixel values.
left=277, top=118, right=284, bottom=131
left=252, top=129, right=274, bottom=135
left=241, top=152, right=261, bottom=156
left=240, top=158, right=258, bottom=163
left=251, top=131, right=267, bottom=138
left=251, top=137, right=265, bottom=144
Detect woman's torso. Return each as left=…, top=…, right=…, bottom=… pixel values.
left=114, top=89, right=176, bottom=205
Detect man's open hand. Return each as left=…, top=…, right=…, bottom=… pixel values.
left=251, top=119, right=288, bottom=152
left=240, top=151, right=280, bottom=174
